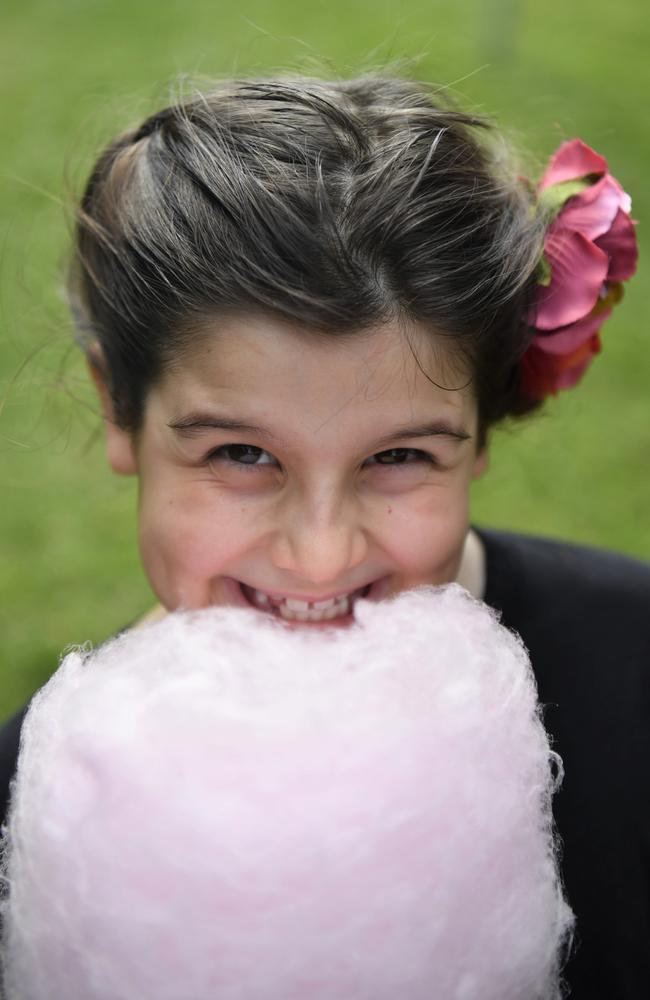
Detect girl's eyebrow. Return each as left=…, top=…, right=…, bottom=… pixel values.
left=168, top=413, right=472, bottom=445
left=169, top=414, right=277, bottom=441
left=373, top=421, right=472, bottom=446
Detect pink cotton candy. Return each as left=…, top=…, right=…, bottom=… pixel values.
left=0, top=585, right=574, bottom=999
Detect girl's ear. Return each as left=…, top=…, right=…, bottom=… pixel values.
left=87, top=351, right=138, bottom=476
left=472, top=447, right=489, bottom=480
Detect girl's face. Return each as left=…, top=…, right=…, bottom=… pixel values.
left=103, top=315, right=488, bottom=627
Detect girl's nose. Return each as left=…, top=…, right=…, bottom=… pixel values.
left=269, top=495, right=369, bottom=585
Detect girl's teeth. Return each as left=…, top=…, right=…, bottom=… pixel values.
left=285, top=598, right=313, bottom=611
left=279, top=605, right=308, bottom=621
left=313, top=597, right=338, bottom=611
left=278, top=595, right=351, bottom=621
left=246, top=584, right=372, bottom=621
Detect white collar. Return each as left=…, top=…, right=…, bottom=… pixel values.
left=455, top=528, right=486, bottom=602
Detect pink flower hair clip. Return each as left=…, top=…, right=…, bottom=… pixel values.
left=520, top=139, right=638, bottom=402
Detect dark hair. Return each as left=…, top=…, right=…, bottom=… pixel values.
left=69, top=74, right=545, bottom=446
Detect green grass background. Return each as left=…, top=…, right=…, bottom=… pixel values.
left=1, top=0, right=648, bottom=720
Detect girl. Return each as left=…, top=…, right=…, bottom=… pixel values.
left=1, top=75, right=648, bottom=998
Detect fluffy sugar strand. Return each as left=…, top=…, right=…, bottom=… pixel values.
left=0, top=584, right=574, bottom=999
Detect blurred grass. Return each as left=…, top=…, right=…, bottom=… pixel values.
left=1, top=0, right=649, bottom=718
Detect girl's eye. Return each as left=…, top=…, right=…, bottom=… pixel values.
left=367, top=448, right=436, bottom=466
left=207, top=444, right=278, bottom=468
left=205, top=445, right=436, bottom=473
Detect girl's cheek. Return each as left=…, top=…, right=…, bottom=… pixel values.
left=139, top=490, right=256, bottom=576
left=386, top=521, right=465, bottom=572
left=381, top=485, right=468, bottom=542
left=374, top=498, right=469, bottom=583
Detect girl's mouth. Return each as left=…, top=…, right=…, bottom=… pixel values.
left=238, top=581, right=376, bottom=624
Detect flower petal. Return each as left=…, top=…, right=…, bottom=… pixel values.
left=531, top=308, right=611, bottom=356
left=557, top=176, right=628, bottom=241
left=539, top=140, right=607, bottom=192
left=520, top=334, right=601, bottom=400
left=533, top=230, right=609, bottom=330
left=595, top=209, right=639, bottom=282
left=554, top=353, right=594, bottom=390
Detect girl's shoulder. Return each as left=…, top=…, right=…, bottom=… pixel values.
left=475, top=530, right=650, bottom=998
left=476, top=525, right=650, bottom=701
left=0, top=702, right=30, bottom=832
left=477, top=525, right=650, bottom=614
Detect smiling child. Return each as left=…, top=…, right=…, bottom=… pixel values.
left=0, top=75, right=648, bottom=998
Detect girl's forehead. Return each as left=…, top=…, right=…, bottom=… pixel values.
left=156, top=314, right=477, bottom=433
